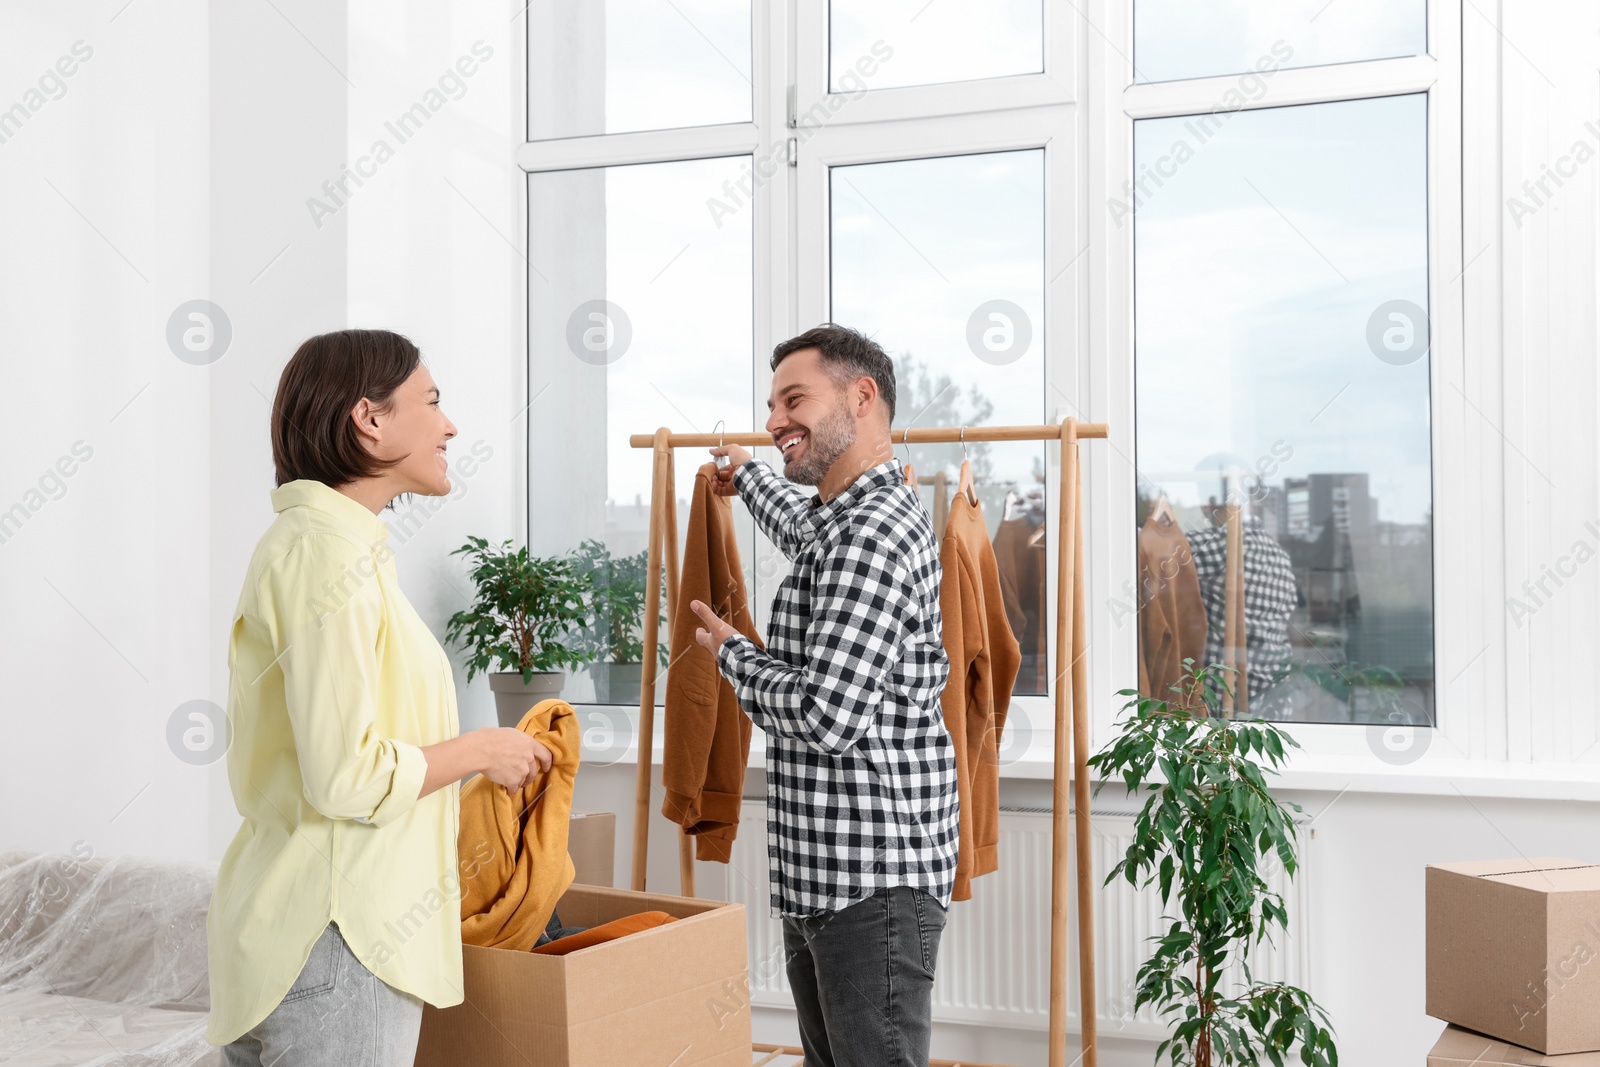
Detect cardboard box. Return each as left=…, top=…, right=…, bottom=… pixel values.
left=1430, top=1024, right=1600, bottom=1065
left=1427, top=858, right=1600, bottom=1054
left=415, top=884, right=750, bottom=1067
left=568, top=810, right=615, bottom=887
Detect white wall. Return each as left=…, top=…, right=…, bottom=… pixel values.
left=342, top=0, right=524, bottom=739
left=2, top=1, right=223, bottom=863
left=0, top=0, right=526, bottom=861
left=204, top=0, right=351, bottom=860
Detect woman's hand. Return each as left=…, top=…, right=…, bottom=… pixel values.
left=476, top=727, right=554, bottom=793
left=420, top=728, right=554, bottom=799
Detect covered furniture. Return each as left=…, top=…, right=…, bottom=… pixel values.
left=0, top=848, right=217, bottom=1067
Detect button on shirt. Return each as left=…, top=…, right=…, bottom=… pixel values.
left=716, top=457, right=959, bottom=918
left=206, top=479, right=463, bottom=1046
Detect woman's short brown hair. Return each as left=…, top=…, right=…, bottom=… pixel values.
left=271, top=329, right=421, bottom=488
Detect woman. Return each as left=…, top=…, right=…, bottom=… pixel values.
left=206, top=329, right=549, bottom=1066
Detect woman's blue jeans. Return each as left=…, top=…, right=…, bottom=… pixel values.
left=220, top=921, right=423, bottom=1067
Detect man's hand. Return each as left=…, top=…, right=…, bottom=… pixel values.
left=689, top=599, right=737, bottom=654
left=709, top=444, right=752, bottom=497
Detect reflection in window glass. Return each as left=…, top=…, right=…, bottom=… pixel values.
left=527, top=0, right=751, bottom=140
left=1133, top=95, right=1432, bottom=726
left=830, top=0, right=1042, bottom=93
left=831, top=150, right=1048, bottom=695
left=528, top=156, right=754, bottom=703
left=1134, top=0, right=1425, bottom=83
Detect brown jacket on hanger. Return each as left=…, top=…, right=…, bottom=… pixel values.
left=661, top=462, right=763, bottom=862
left=458, top=698, right=579, bottom=951
left=1138, top=516, right=1207, bottom=705
left=940, top=493, right=1023, bottom=901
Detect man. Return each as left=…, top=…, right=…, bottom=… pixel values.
left=687, top=324, right=959, bottom=1066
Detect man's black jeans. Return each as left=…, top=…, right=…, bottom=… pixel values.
left=780, top=886, right=948, bottom=1067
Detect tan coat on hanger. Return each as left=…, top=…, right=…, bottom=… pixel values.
left=939, top=493, right=1023, bottom=901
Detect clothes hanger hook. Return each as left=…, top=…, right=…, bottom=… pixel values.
left=898, top=428, right=911, bottom=466
left=959, top=425, right=968, bottom=460
left=710, top=419, right=725, bottom=447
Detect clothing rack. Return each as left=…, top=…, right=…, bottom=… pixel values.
left=626, top=419, right=1108, bottom=1067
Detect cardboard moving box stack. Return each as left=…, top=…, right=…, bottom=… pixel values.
left=1426, top=858, right=1600, bottom=1065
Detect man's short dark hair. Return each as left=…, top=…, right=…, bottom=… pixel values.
left=771, top=324, right=896, bottom=424
left=270, top=328, right=421, bottom=489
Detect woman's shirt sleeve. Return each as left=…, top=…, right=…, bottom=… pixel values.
left=258, top=532, right=427, bottom=827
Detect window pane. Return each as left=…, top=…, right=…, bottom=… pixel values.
left=527, top=156, right=754, bottom=707
left=527, top=0, right=751, bottom=140
left=1133, top=95, right=1432, bottom=727
left=1134, top=0, right=1425, bottom=84
left=830, top=0, right=1043, bottom=92
left=831, top=150, right=1049, bottom=695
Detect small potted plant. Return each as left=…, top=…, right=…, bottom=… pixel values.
left=445, top=535, right=594, bottom=728
left=1088, top=661, right=1338, bottom=1067
left=567, top=539, right=668, bottom=705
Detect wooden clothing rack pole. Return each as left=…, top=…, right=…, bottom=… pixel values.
left=627, top=419, right=1108, bottom=1067
left=631, top=431, right=700, bottom=899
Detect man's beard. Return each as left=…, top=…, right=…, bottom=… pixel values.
left=784, top=400, right=856, bottom=486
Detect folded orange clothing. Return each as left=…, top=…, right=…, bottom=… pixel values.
left=528, top=911, right=677, bottom=956
left=458, top=698, right=580, bottom=952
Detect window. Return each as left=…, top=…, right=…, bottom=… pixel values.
left=829, top=0, right=1043, bottom=91
left=525, top=154, right=755, bottom=706
left=1122, top=5, right=1450, bottom=730
left=526, top=3, right=1075, bottom=721
left=830, top=150, right=1050, bottom=694
left=1133, top=95, right=1433, bottom=725
left=522, top=0, right=1459, bottom=762
left=1133, top=0, right=1426, bottom=83
left=526, top=0, right=751, bottom=139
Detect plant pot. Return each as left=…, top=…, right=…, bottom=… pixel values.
left=589, top=661, right=643, bottom=705
left=489, top=671, right=566, bottom=728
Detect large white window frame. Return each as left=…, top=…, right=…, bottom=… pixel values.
left=519, top=4, right=1081, bottom=754
left=1091, top=0, right=1481, bottom=780
left=520, top=2, right=1600, bottom=792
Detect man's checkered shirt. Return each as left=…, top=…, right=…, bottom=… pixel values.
left=715, top=456, right=960, bottom=919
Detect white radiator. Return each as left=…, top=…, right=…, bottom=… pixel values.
left=722, top=803, right=1313, bottom=1039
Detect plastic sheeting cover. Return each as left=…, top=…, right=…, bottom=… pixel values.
left=0, top=849, right=218, bottom=1067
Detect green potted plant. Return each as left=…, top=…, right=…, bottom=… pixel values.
left=445, top=535, right=594, bottom=728
left=1087, top=661, right=1338, bottom=1067
left=566, top=539, right=668, bottom=704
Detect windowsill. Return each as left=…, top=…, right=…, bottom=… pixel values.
left=568, top=701, right=1600, bottom=801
